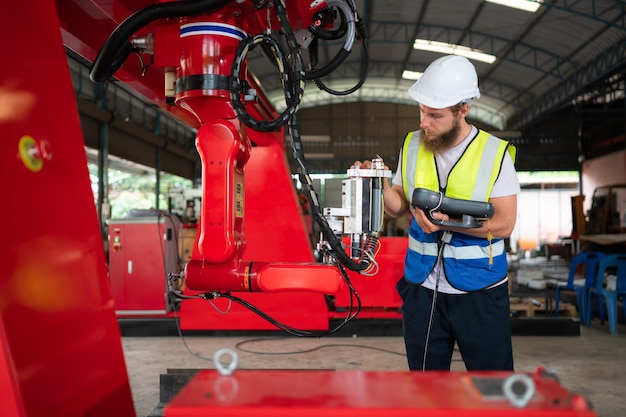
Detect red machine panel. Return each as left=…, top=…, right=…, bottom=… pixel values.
left=164, top=369, right=597, bottom=417
left=334, top=237, right=407, bottom=318
left=0, top=320, right=22, bottom=416
left=0, top=0, right=135, bottom=415
left=108, top=216, right=180, bottom=315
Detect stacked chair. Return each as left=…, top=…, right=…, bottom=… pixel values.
left=586, top=253, right=626, bottom=335
left=554, top=251, right=604, bottom=323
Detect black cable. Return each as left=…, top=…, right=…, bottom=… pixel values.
left=230, top=0, right=305, bottom=132
left=311, top=7, right=368, bottom=95
left=257, top=6, right=355, bottom=90
left=215, top=254, right=361, bottom=337
left=90, top=0, right=231, bottom=82
left=422, top=231, right=452, bottom=371
left=312, top=35, right=369, bottom=96
left=289, top=114, right=373, bottom=272
left=235, top=336, right=463, bottom=362
left=235, top=337, right=405, bottom=356
left=303, top=0, right=358, bottom=81
left=257, top=3, right=356, bottom=81
left=230, top=33, right=303, bottom=132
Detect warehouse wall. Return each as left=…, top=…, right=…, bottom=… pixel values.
left=514, top=188, right=579, bottom=251
left=291, top=102, right=581, bottom=174
left=582, top=150, right=626, bottom=212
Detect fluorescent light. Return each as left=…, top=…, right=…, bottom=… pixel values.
left=301, top=135, right=331, bottom=143
left=306, top=153, right=335, bottom=160
left=486, top=0, right=542, bottom=12
left=492, top=131, right=522, bottom=139
left=286, top=134, right=331, bottom=143
left=413, top=39, right=497, bottom=64
left=402, top=70, right=423, bottom=80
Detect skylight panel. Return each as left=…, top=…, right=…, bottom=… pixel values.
left=485, top=0, right=542, bottom=13
left=412, top=39, right=497, bottom=64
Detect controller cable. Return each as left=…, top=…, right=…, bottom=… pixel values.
left=422, top=230, right=452, bottom=371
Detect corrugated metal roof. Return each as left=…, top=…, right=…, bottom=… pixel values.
left=251, top=0, right=626, bottom=131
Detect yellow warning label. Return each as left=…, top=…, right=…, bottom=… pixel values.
left=18, top=135, right=43, bottom=172
left=235, top=182, right=244, bottom=217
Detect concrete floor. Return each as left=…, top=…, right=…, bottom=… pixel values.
left=122, top=320, right=626, bottom=417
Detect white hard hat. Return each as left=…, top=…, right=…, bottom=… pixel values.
left=408, top=55, right=480, bottom=109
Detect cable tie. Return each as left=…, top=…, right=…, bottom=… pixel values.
left=429, top=191, right=444, bottom=220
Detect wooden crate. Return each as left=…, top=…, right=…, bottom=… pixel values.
left=555, top=302, right=578, bottom=317
left=511, top=301, right=535, bottom=317
left=509, top=298, right=578, bottom=318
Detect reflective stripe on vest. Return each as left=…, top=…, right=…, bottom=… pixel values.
left=409, top=237, right=439, bottom=257
left=444, top=239, right=505, bottom=259
left=407, top=233, right=506, bottom=260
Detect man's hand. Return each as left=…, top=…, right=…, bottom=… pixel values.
left=413, top=194, right=516, bottom=239
left=351, top=160, right=389, bottom=170
left=413, top=207, right=450, bottom=233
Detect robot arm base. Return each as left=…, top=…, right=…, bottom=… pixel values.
left=256, top=263, right=344, bottom=294
left=185, top=260, right=344, bottom=295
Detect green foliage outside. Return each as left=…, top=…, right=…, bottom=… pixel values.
left=88, top=163, right=192, bottom=219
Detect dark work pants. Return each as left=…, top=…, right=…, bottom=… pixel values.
left=396, top=277, right=514, bottom=371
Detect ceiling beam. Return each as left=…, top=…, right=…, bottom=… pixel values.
left=509, top=41, right=626, bottom=130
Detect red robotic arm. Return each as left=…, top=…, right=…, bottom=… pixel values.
left=88, top=0, right=382, bottom=325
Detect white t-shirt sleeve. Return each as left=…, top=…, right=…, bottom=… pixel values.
left=393, top=149, right=403, bottom=186
left=490, top=151, right=521, bottom=198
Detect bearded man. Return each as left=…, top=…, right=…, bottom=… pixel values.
left=352, top=55, right=520, bottom=371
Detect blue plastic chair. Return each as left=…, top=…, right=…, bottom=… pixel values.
left=587, top=253, right=626, bottom=335
left=554, top=251, right=604, bottom=321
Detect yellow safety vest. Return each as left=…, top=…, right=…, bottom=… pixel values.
left=401, top=129, right=515, bottom=291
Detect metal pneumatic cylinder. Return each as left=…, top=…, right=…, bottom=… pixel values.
left=320, top=156, right=392, bottom=266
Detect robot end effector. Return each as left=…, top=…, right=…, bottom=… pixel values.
left=320, top=157, right=392, bottom=266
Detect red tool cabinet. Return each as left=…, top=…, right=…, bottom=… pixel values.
left=108, top=215, right=180, bottom=315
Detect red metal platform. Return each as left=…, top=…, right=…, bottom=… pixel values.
left=164, top=369, right=596, bottom=417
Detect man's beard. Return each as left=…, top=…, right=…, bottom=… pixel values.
left=420, top=119, right=461, bottom=154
